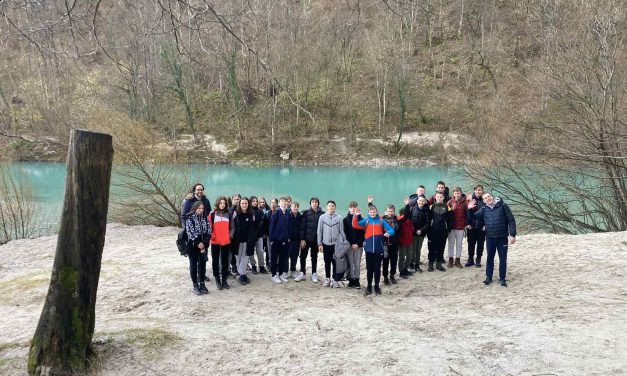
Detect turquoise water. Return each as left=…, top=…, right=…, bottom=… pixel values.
left=9, top=162, right=466, bottom=234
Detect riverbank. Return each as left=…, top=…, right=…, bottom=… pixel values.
left=1, top=225, right=626, bottom=375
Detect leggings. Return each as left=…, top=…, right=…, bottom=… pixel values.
left=365, top=251, right=383, bottom=288
left=211, top=244, right=230, bottom=284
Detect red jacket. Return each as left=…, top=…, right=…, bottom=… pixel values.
left=398, top=215, right=414, bottom=247
left=209, top=210, right=232, bottom=246
left=446, top=196, right=467, bottom=230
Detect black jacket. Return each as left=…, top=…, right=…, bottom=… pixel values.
left=300, top=207, right=325, bottom=243
left=232, top=211, right=257, bottom=255
left=405, top=202, right=431, bottom=237
left=343, top=213, right=365, bottom=247
left=382, top=215, right=400, bottom=246
left=289, top=211, right=302, bottom=241
left=429, top=202, right=452, bottom=234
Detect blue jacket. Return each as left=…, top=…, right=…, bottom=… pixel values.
left=353, top=215, right=395, bottom=254
left=468, top=197, right=516, bottom=238
left=269, top=208, right=291, bottom=243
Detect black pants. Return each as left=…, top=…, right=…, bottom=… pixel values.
left=271, top=240, right=290, bottom=276
left=322, top=244, right=336, bottom=279
left=427, top=231, right=447, bottom=263
left=289, top=240, right=300, bottom=272
left=299, top=240, right=319, bottom=274
left=467, top=228, right=486, bottom=260
left=230, top=243, right=238, bottom=270
left=264, top=236, right=270, bottom=267
left=188, top=248, right=207, bottom=284
left=211, top=244, right=230, bottom=284
left=382, top=243, right=398, bottom=278
left=365, top=251, right=383, bottom=288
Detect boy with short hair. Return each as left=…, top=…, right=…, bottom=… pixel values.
left=298, top=197, right=324, bottom=282
left=269, top=197, right=291, bottom=284
left=288, top=201, right=302, bottom=279
left=428, top=181, right=450, bottom=205
left=466, top=184, right=486, bottom=267
left=397, top=208, right=414, bottom=279
left=447, top=187, right=467, bottom=268
left=382, top=205, right=400, bottom=285
left=343, top=201, right=365, bottom=289
left=317, top=200, right=344, bottom=288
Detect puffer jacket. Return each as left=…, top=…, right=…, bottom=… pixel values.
left=468, top=197, right=516, bottom=238
left=352, top=215, right=395, bottom=254
left=447, top=194, right=467, bottom=230
left=301, top=207, right=325, bottom=243
left=429, top=202, right=452, bottom=234
left=407, top=203, right=430, bottom=237
left=466, top=193, right=485, bottom=229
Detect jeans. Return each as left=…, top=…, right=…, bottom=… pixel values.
left=486, top=236, right=508, bottom=281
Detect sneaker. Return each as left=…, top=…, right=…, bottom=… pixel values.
left=400, top=271, right=409, bottom=279
left=465, top=260, right=475, bottom=267
left=199, top=283, right=209, bottom=294
left=280, top=273, right=289, bottom=283
left=390, top=277, right=398, bottom=285
left=322, top=278, right=330, bottom=287
left=272, top=275, right=282, bottom=284
left=193, top=284, right=202, bottom=295
left=311, top=273, right=319, bottom=283
left=364, top=286, right=373, bottom=295
left=215, top=280, right=223, bottom=290
left=290, top=270, right=298, bottom=279
left=408, top=267, right=415, bottom=273
left=331, top=280, right=340, bottom=288
left=383, top=277, right=391, bottom=286
left=222, top=281, right=230, bottom=289
left=204, top=275, right=211, bottom=281
left=239, top=275, right=246, bottom=285
left=294, top=272, right=305, bottom=282
left=475, top=262, right=482, bottom=268
left=499, top=280, right=507, bottom=287
left=347, top=279, right=355, bottom=288
left=354, top=280, right=361, bottom=289
left=374, top=286, right=382, bottom=295
left=483, top=278, right=493, bottom=285
left=259, top=266, right=268, bottom=274
left=252, top=266, right=258, bottom=274
left=243, top=275, right=251, bottom=284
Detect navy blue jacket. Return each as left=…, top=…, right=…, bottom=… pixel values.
left=289, top=211, right=302, bottom=241
left=269, top=208, right=291, bottom=243
left=468, top=198, right=516, bottom=238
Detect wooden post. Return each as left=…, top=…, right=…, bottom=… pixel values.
left=28, top=130, right=113, bottom=375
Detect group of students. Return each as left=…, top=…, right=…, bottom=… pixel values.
left=181, top=180, right=517, bottom=296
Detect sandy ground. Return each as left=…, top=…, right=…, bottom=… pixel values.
left=1, top=225, right=626, bottom=375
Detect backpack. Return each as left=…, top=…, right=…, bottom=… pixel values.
left=176, top=229, right=189, bottom=256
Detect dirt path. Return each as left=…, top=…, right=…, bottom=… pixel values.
left=1, top=225, right=626, bottom=375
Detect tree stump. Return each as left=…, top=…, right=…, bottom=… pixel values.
left=28, top=130, right=113, bottom=375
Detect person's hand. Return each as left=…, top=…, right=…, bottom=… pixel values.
left=508, top=236, right=516, bottom=245
left=351, top=244, right=358, bottom=250
left=200, top=248, right=206, bottom=254
left=482, top=226, right=486, bottom=231
left=466, top=225, right=472, bottom=229
left=467, top=199, right=476, bottom=209
left=198, top=243, right=204, bottom=250
left=318, top=245, right=323, bottom=252
left=383, top=232, right=390, bottom=238
left=416, top=230, right=421, bottom=235
left=367, top=195, right=374, bottom=204
left=403, top=197, right=410, bottom=205
left=300, top=240, right=306, bottom=249
left=354, top=208, right=361, bottom=216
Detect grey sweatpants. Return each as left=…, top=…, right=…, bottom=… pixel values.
left=347, top=247, right=363, bottom=279
left=447, top=229, right=464, bottom=258
left=236, top=243, right=249, bottom=276
left=249, top=237, right=265, bottom=269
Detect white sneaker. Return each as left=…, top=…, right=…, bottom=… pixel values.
left=322, top=278, right=330, bottom=287
left=331, top=280, right=340, bottom=288
left=280, top=273, right=289, bottom=283
left=408, top=267, right=415, bottom=273
left=311, top=273, right=319, bottom=283
left=272, top=275, right=282, bottom=284
left=294, top=272, right=305, bottom=282
left=292, top=270, right=300, bottom=279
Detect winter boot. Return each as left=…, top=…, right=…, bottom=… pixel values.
left=192, top=284, right=202, bottom=295
left=447, top=257, right=454, bottom=268
left=464, top=259, right=475, bottom=267
left=455, top=258, right=463, bottom=268
left=436, top=261, right=446, bottom=272
left=428, top=262, right=434, bottom=272
left=475, top=256, right=482, bottom=268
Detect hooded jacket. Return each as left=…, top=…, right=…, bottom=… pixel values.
left=405, top=202, right=430, bottom=237
left=317, top=212, right=344, bottom=246
left=447, top=194, right=468, bottom=230
left=209, top=209, right=233, bottom=246
left=231, top=211, right=257, bottom=255
left=468, top=197, right=516, bottom=238
left=269, top=208, right=291, bottom=243
left=301, top=207, right=325, bottom=243
left=466, top=193, right=486, bottom=229
left=352, top=215, right=395, bottom=254
left=343, top=212, right=365, bottom=247
left=429, top=202, right=452, bottom=234
left=398, top=215, right=414, bottom=247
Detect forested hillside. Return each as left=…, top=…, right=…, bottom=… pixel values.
left=1, top=0, right=622, bottom=165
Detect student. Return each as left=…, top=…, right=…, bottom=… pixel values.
left=465, top=185, right=486, bottom=267
left=404, top=194, right=431, bottom=274
left=288, top=201, right=302, bottom=279
left=269, top=197, right=291, bottom=284
left=427, top=192, right=452, bottom=272
left=397, top=208, right=414, bottom=279
left=298, top=197, right=324, bottom=283
left=229, top=193, right=242, bottom=277
left=209, top=196, right=234, bottom=290
left=446, top=187, right=467, bottom=268
left=181, top=183, right=212, bottom=225
left=317, top=200, right=344, bottom=288
left=256, top=197, right=270, bottom=273
left=343, top=201, right=365, bottom=289
left=185, top=201, right=211, bottom=295
left=248, top=196, right=262, bottom=274
left=468, top=192, right=516, bottom=287
left=265, top=198, right=278, bottom=270
left=382, top=205, right=400, bottom=286
left=352, top=205, right=394, bottom=295
left=428, top=181, right=450, bottom=205
left=232, top=197, right=257, bottom=285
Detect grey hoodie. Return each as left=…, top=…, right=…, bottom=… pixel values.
left=317, top=212, right=344, bottom=246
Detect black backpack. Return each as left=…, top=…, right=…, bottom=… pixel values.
left=176, top=229, right=189, bottom=256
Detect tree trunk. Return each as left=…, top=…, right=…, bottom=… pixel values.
left=28, top=129, right=114, bottom=376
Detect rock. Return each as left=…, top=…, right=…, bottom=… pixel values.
left=280, top=151, right=290, bottom=160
